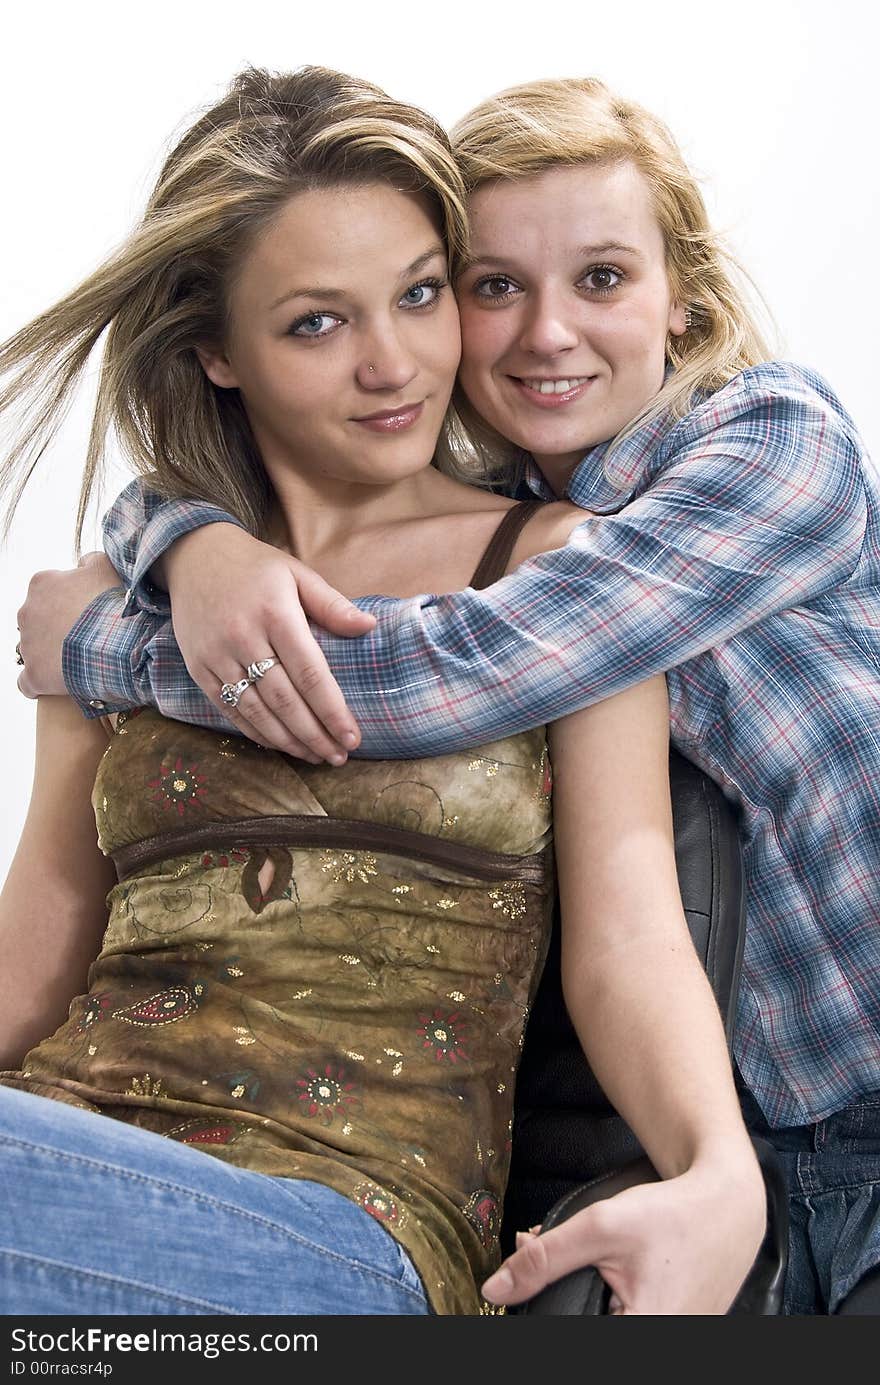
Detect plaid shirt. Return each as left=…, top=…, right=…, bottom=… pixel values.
left=63, top=361, right=880, bottom=1128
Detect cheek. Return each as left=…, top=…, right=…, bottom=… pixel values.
left=434, top=300, right=463, bottom=375
left=237, top=346, right=329, bottom=429
left=458, top=306, right=512, bottom=381
left=604, top=304, right=672, bottom=368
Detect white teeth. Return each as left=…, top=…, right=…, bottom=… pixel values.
left=522, top=377, right=588, bottom=395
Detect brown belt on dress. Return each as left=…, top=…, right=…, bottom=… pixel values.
left=112, top=814, right=548, bottom=884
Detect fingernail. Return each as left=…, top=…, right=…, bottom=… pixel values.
left=482, top=1267, right=513, bottom=1299
left=342, top=731, right=359, bottom=748
left=328, top=752, right=347, bottom=767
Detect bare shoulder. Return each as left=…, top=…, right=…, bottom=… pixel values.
left=507, top=501, right=591, bottom=570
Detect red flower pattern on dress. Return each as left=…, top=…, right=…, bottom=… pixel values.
left=295, top=1064, right=359, bottom=1125
left=147, top=757, right=207, bottom=815
left=418, top=1010, right=469, bottom=1063
left=201, top=848, right=249, bottom=869
left=353, top=1181, right=408, bottom=1229
left=463, top=1189, right=501, bottom=1250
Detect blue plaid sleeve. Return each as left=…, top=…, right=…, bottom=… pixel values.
left=62, top=586, right=236, bottom=728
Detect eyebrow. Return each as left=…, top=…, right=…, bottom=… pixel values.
left=464, top=241, right=645, bottom=271
left=270, top=245, right=447, bottom=310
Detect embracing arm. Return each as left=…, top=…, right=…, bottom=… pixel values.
left=0, top=699, right=117, bottom=1069
left=482, top=677, right=765, bottom=1314
left=57, top=366, right=867, bottom=754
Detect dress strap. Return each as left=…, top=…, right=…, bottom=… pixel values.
left=469, top=500, right=545, bottom=591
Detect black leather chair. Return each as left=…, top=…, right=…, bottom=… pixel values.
left=503, top=748, right=789, bottom=1314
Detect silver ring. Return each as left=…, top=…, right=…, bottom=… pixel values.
left=219, top=677, right=252, bottom=710
left=246, top=658, right=277, bottom=682
left=15, top=640, right=24, bottom=667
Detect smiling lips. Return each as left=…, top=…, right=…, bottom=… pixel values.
left=512, top=375, right=593, bottom=408
left=353, top=401, right=425, bottom=432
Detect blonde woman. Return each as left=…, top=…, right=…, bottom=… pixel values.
left=0, top=69, right=764, bottom=1315
left=20, top=75, right=879, bottom=1317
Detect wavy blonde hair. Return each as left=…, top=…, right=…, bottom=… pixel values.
left=0, top=67, right=469, bottom=544
left=442, top=77, right=772, bottom=478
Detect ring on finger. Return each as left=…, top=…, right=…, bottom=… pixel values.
left=219, top=677, right=252, bottom=710
left=246, top=657, right=277, bottom=682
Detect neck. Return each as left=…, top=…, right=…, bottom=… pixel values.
left=261, top=455, right=461, bottom=568
left=531, top=450, right=584, bottom=499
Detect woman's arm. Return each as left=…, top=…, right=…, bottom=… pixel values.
left=51, top=366, right=865, bottom=757
left=0, top=698, right=116, bottom=1069
left=482, top=677, right=766, bottom=1314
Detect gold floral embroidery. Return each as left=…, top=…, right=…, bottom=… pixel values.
left=487, top=882, right=526, bottom=920
left=468, top=758, right=499, bottom=778
left=126, top=1074, right=163, bottom=1097
left=320, top=850, right=378, bottom=884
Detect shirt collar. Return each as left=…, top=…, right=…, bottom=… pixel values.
left=566, top=409, right=674, bottom=512
left=523, top=456, right=556, bottom=501
left=523, top=416, right=669, bottom=513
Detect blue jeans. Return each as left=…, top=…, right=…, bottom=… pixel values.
left=0, top=1086, right=430, bottom=1315
left=741, top=1086, right=880, bottom=1314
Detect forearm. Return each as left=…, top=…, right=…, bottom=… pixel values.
left=550, top=679, right=755, bottom=1182
left=103, top=479, right=246, bottom=617
left=563, top=929, right=753, bottom=1177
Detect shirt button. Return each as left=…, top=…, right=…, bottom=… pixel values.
left=88, top=699, right=107, bottom=711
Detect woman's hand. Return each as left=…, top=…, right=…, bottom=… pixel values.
left=161, top=524, right=376, bottom=763
left=483, top=1156, right=766, bottom=1315
left=16, top=553, right=122, bottom=698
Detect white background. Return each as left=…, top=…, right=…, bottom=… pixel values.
left=1, top=0, right=878, bottom=880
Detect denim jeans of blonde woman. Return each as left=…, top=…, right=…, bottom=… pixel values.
left=740, top=1085, right=880, bottom=1314
left=0, top=1086, right=430, bottom=1315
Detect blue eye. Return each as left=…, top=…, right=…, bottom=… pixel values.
left=289, top=312, right=342, bottom=339
left=399, top=277, right=446, bottom=309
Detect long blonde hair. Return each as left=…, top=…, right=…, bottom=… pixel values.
left=445, top=77, right=772, bottom=478
left=0, top=67, right=469, bottom=545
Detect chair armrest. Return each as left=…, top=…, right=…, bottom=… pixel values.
left=519, top=1136, right=789, bottom=1315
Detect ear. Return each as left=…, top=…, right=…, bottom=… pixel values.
left=668, top=300, right=688, bottom=337
left=195, top=344, right=239, bottom=389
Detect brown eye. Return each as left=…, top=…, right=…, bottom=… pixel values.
left=473, top=275, right=518, bottom=301
left=581, top=266, right=622, bottom=294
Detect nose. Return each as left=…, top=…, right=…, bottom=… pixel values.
left=517, top=287, right=580, bottom=358
left=356, top=320, right=419, bottom=392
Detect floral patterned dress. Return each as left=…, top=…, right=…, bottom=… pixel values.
left=1, top=504, right=555, bottom=1315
